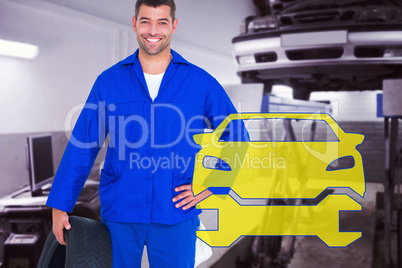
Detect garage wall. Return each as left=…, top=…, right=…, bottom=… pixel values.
left=272, top=86, right=383, bottom=122
left=0, top=0, right=121, bottom=134
left=311, top=91, right=383, bottom=122
left=0, top=0, right=249, bottom=135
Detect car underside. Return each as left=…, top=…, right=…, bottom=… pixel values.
left=235, top=0, right=402, bottom=99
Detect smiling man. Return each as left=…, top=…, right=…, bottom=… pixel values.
left=135, top=4, right=174, bottom=57
left=46, top=0, right=239, bottom=267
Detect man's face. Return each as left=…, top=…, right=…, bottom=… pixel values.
left=133, top=5, right=178, bottom=56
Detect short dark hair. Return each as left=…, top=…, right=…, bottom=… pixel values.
left=135, top=0, right=176, bottom=21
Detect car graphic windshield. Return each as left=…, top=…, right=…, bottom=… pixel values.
left=218, top=118, right=339, bottom=142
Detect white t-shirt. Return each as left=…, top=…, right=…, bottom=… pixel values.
left=144, top=72, right=165, bottom=101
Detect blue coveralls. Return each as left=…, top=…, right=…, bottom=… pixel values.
left=46, top=49, right=238, bottom=267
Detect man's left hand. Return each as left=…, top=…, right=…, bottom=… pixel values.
left=172, top=184, right=212, bottom=210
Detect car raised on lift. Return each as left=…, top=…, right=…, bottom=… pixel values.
left=233, top=0, right=402, bottom=99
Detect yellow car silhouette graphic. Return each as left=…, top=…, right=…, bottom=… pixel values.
left=192, top=113, right=365, bottom=247
left=192, top=113, right=365, bottom=199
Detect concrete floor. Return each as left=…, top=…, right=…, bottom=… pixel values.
left=288, top=183, right=383, bottom=268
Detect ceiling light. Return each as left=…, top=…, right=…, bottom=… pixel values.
left=0, top=38, right=39, bottom=59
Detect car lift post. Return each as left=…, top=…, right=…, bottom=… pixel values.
left=382, top=79, right=402, bottom=268
left=384, top=117, right=399, bottom=267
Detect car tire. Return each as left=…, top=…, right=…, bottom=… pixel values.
left=37, top=216, right=112, bottom=268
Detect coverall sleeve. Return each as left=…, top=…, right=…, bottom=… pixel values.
left=204, top=80, right=249, bottom=141
left=46, top=78, right=107, bottom=212
left=204, top=80, right=237, bottom=129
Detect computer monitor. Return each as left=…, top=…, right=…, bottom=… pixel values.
left=26, top=134, right=54, bottom=197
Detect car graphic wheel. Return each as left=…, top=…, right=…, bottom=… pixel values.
left=37, top=216, right=112, bottom=268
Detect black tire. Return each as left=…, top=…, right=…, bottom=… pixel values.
left=37, top=216, right=112, bottom=268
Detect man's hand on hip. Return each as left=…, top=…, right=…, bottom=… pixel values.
left=52, top=208, right=71, bottom=245
left=172, top=184, right=212, bottom=210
